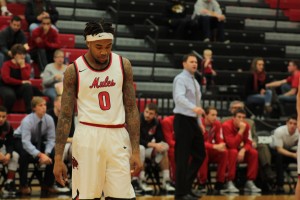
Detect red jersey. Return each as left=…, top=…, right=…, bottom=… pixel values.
left=286, top=71, right=300, bottom=88
left=201, top=118, right=224, bottom=149
left=222, top=119, right=252, bottom=151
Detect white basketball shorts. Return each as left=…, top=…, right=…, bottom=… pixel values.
left=72, top=123, right=135, bottom=199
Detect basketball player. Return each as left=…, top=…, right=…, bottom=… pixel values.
left=53, top=20, right=142, bottom=200
left=296, top=81, right=300, bottom=200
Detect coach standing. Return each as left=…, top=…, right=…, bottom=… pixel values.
left=173, top=53, right=206, bottom=200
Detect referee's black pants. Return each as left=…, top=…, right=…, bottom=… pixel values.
left=173, top=114, right=206, bottom=197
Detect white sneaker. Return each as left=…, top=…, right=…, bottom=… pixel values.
left=162, top=181, right=175, bottom=192
left=244, top=180, right=261, bottom=193
left=139, top=181, right=153, bottom=192
left=53, top=184, right=71, bottom=193
left=226, top=181, right=239, bottom=193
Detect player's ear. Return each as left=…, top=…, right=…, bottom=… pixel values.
left=86, top=41, right=90, bottom=48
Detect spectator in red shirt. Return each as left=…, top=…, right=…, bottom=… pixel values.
left=222, top=108, right=261, bottom=193
left=266, top=60, right=300, bottom=104
left=29, top=16, right=60, bottom=73
left=0, top=44, right=43, bottom=113
left=196, top=106, right=228, bottom=193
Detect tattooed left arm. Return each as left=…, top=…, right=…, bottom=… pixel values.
left=122, top=57, right=140, bottom=154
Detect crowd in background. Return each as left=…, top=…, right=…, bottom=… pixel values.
left=0, top=0, right=299, bottom=198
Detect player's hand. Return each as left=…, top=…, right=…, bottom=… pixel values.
left=35, top=37, right=42, bottom=44
left=238, top=122, right=246, bottom=133
left=214, top=143, right=226, bottom=152
left=53, top=159, right=68, bottom=187
left=22, top=80, right=31, bottom=84
left=237, top=149, right=245, bottom=162
left=154, top=143, right=165, bottom=153
left=39, top=153, right=52, bottom=165
left=193, top=107, right=204, bottom=115
left=130, top=152, right=142, bottom=176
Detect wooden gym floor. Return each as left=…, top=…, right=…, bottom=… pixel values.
left=8, top=194, right=296, bottom=200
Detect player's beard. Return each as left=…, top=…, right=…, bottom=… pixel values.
left=92, top=52, right=109, bottom=65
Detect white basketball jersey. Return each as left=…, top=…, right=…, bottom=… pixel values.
left=74, top=53, right=125, bottom=126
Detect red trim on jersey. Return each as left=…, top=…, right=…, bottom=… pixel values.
left=82, top=53, right=112, bottom=72
left=74, top=61, right=80, bottom=98
left=80, top=121, right=125, bottom=128
left=119, top=55, right=124, bottom=87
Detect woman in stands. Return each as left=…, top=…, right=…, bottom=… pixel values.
left=245, top=57, right=273, bottom=117
left=42, top=49, right=66, bottom=103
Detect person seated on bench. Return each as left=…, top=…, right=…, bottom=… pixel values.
left=0, top=106, right=19, bottom=197
left=13, top=97, right=57, bottom=196
left=137, top=103, right=175, bottom=193
left=269, top=115, right=299, bottom=194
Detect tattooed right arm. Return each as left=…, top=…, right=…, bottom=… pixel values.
left=55, top=64, right=76, bottom=160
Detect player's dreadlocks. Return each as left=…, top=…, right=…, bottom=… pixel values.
left=83, top=19, right=115, bottom=40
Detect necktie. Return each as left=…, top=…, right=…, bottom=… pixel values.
left=192, top=76, right=200, bottom=107
left=192, top=76, right=202, bottom=125
left=37, top=120, right=42, bottom=150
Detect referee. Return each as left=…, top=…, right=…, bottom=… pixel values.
left=173, top=53, right=206, bottom=200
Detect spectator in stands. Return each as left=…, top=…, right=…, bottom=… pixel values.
left=196, top=106, right=228, bottom=193
left=165, top=0, right=193, bottom=40
left=192, top=0, right=227, bottom=43
left=266, top=60, right=300, bottom=104
left=47, top=95, right=73, bottom=192
left=25, top=0, right=59, bottom=33
left=0, top=106, right=19, bottom=197
left=42, top=49, right=66, bottom=103
left=0, top=44, right=43, bottom=114
left=29, top=16, right=60, bottom=73
left=246, top=57, right=273, bottom=117
left=201, top=49, right=216, bottom=92
left=137, top=103, right=175, bottom=193
left=222, top=108, right=261, bottom=193
left=269, top=115, right=299, bottom=194
left=13, top=97, right=57, bottom=196
left=0, top=15, right=30, bottom=69
left=222, top=101, right=276, bottom=188
left=0, top=0, right=12, bottom=16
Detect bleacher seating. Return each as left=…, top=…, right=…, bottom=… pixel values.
left=6, top=113, right=27, bottom=129
left=7, top=3, right=25, bottom=16
left=0, top=15, right=28, bottom=31
left=1, top=0, right=298, bottom=196
left=58, top=34, right=76, bottom=48
left=61, top=48, right=87, bottom=63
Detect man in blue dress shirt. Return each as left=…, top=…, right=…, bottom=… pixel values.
left=14, top=96, right=56, bottom=196
left=173, top=53, right=205, bottom=200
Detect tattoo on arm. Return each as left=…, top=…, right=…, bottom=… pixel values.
left=122, top=57, right=140, bottom=153
left=55, top=64, right=76, bottom=159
